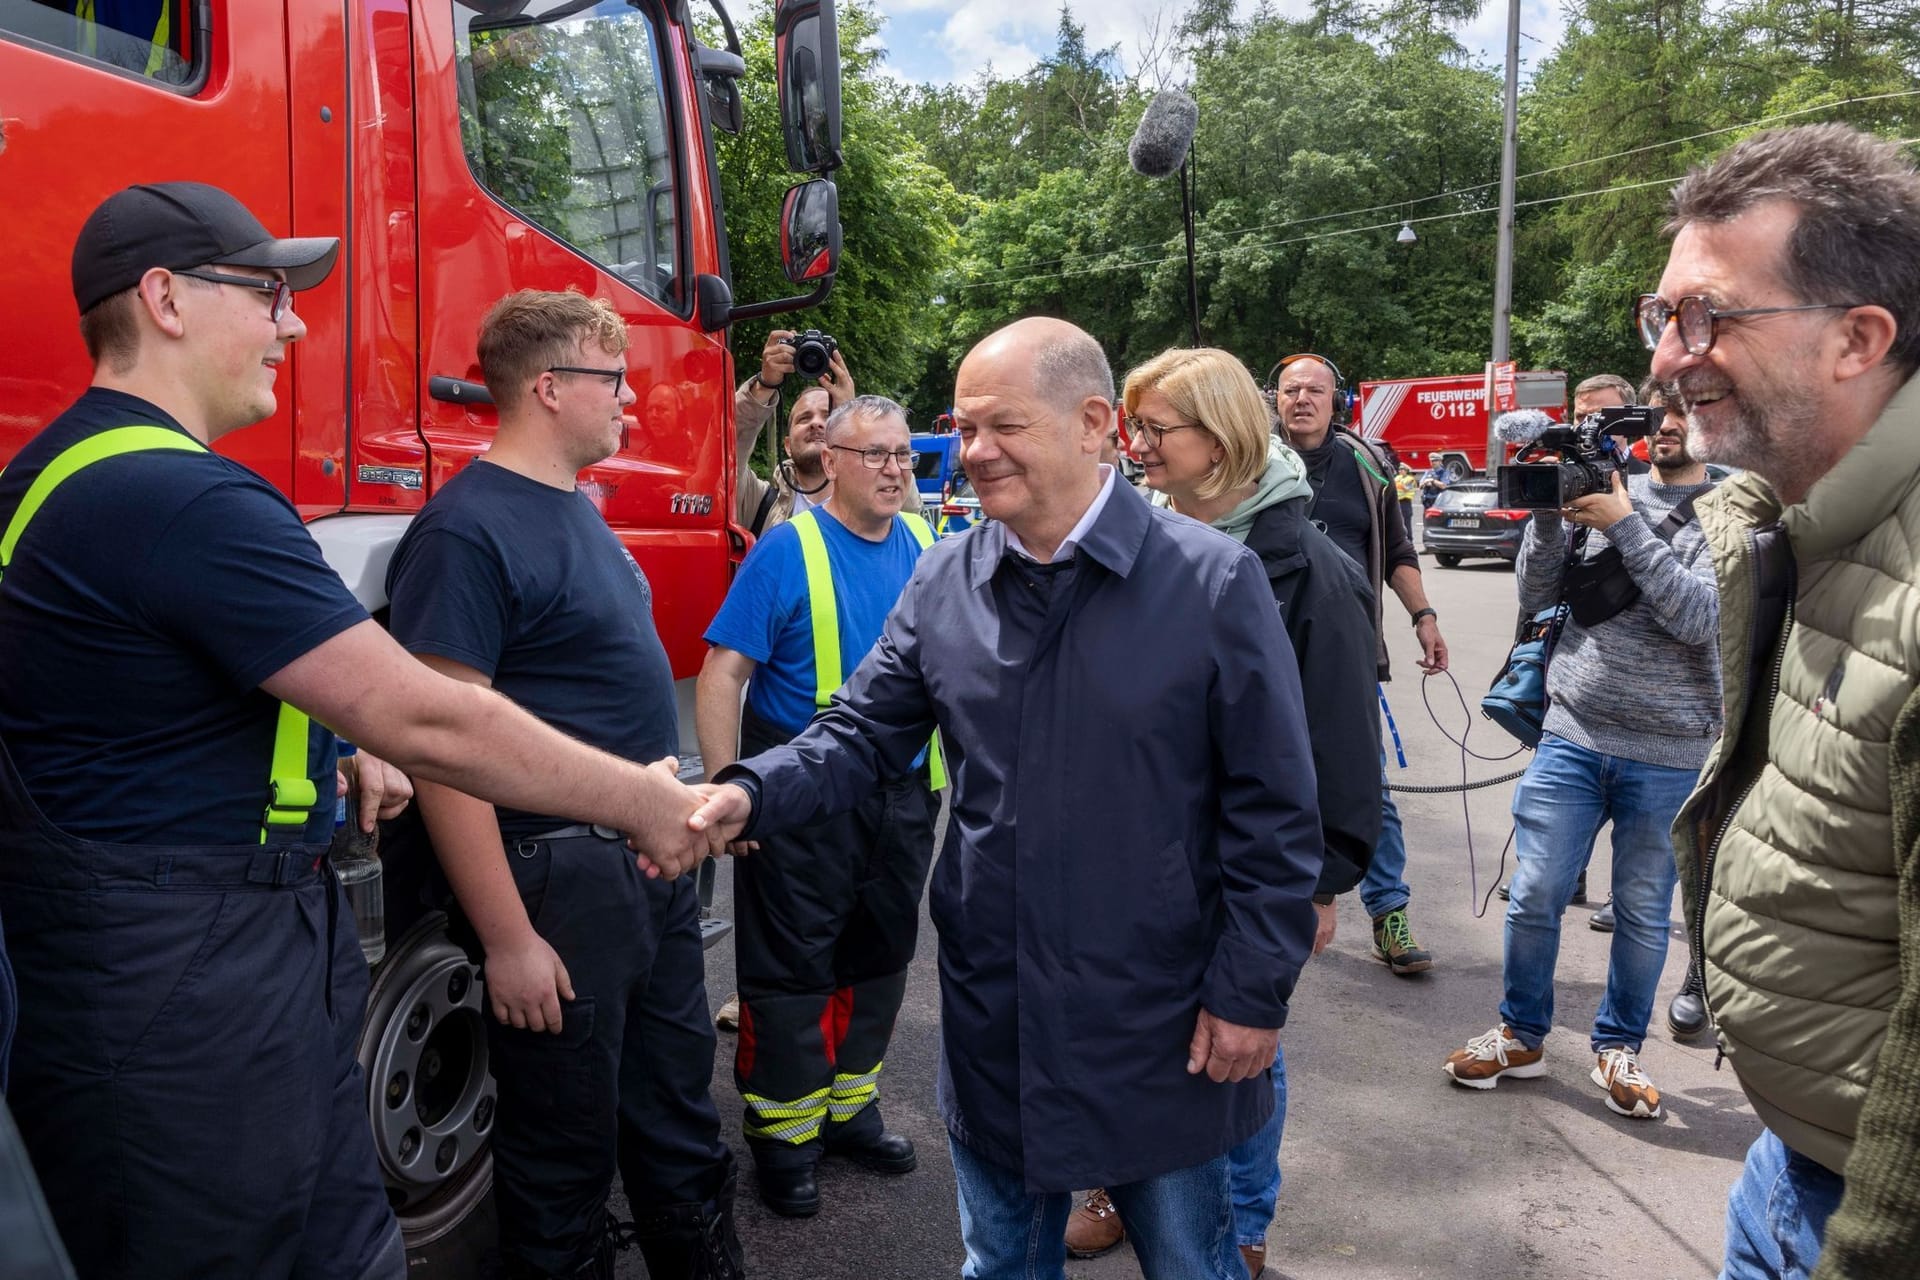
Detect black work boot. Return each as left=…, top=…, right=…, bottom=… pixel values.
left=498, top=1210, right=620, bottom=1280
left=1668, top=968, right=1709, bottom=1039
left=499, top=1236, right=615, bottom=1280
left=634, top=1158, right=746, bottom=1279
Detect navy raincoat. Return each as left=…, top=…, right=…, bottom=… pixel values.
left=721, top=477, right=1324, bottom=1191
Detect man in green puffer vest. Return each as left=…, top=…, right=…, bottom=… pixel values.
left=1648, top=123, right=1920, bottom=1280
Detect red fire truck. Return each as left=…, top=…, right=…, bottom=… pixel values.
left=1354, top=369, right=1567, bottom=481
left=0, top=0, right=844, bottom=1269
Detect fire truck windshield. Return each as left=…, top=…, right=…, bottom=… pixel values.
left=456, top=1, right=681, bottom=304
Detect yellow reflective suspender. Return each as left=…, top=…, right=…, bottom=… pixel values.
left=0, top=427, right=319, bottom=843
left=74, top=1, right=173, bottom=77
left=146, top=0, right=171, bottom=77
left=0, top=427, right=202, bottom=576
left=788, top=510, right=947, bottom=790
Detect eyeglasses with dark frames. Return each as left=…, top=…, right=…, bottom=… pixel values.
left=828, top=444, right=918, bottom=470
left=1634, top=293, right=1865, bottom=357
left=1124, top=415, right=1202, bottom=447
left=546, top=365, right=629, bottom=390
left=176, top=269, right=294, bottom=322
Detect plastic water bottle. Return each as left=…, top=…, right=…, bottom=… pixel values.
left=330, top=745, right=387, bottom=966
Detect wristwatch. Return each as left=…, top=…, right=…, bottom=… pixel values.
left=1410, top=607, right=1437, bottom=628
left=754, top=372, right=784, bottom=392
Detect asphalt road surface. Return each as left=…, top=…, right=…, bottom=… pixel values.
left=616, top=549, right=1758, bottom=1279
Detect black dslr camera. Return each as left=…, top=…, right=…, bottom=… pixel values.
left=1496, top=405, right=1659, bottom=509
left=782, top=329, right=839, bottom=381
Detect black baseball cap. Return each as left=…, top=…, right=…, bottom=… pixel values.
left=71, top=182, right=339, bottom=313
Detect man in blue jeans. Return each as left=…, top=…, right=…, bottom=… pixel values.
left=1273, top=356, right=1448, bottom=976
left=1443, top=402, right=1719, bottom=1118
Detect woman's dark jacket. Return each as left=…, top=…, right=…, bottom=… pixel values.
left=1244, top=495, right=1382, bottom=894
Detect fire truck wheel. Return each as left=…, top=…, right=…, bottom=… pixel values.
left=1441, top=455, right=1472, bottom=483
left=357, top=913, right=501, bottom=1275
left=404, top=1191, right=498, bottom=1277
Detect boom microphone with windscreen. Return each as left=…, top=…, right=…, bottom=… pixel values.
left=1493, top=408, right=1556, bottom=446
left=1128, top=91, right=1199, bottom=179
left=1130, top=90, right=1202, bottom=344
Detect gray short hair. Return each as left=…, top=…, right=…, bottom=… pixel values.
left=1574, top=373, right=1635, bottom=405
left=825, top=394, right=908, bottom=440
left=1668, top=124, right=1920, bottom=376
left=1032, top=328, right=1115, bottom=412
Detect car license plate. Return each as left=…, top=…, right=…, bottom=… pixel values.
left=1449, top=517, right=1481, bottom=528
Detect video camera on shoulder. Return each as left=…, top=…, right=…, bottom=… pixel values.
left=782, top=329, right=839, bottom=380
left=1495, top=405, right=1659, bottom=509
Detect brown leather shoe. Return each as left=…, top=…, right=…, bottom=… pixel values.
left=1241, top=1241, right=1266, bottom=1278
left=1064, top=1188, right=1124, bottom=1258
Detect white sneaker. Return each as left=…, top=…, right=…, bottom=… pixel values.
left=1442, top=1024, right=1546, bottom=1089
left=1592, top=1046, right=1662, bottom=1118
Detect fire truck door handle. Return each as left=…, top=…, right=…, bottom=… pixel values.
left=429, top=376, right=494, bottom=406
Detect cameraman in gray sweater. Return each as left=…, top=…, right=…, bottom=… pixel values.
left=1442, top=381, right=1721, bottom=1120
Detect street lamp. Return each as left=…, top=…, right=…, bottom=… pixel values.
left=1397, top=220, right=1417, bottom=245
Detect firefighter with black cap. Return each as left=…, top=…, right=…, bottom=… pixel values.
left=0, top=182, right=717, bottom=1279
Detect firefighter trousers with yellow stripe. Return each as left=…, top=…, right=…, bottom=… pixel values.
left=732, top=707, right=937, bottom=1171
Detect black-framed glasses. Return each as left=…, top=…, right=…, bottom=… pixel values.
left=828, top=444, right=917, bottom=470
left=176, top=269, right=294, bottom=322
left=546, top=365, right=628, bottom=390
left=1124, top=415, right=1202, bottom=447
left=1634, top=293, right=1864, bottom=356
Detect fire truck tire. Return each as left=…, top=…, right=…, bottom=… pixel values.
left=402, top=1191, right=497, bottom=1276
left=357, top=913, right=502, bottom=1276
left=1435, top=553, right=1463, bottom=568
left=1440, top=454, right=1472, bottom=483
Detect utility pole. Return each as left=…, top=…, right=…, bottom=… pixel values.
left=1488, top=0, right=1522, bottom=471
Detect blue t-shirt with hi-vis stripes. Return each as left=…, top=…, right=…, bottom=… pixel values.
left=705, top=507, right=924, bottom=738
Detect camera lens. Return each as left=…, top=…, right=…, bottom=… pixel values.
left=793, top=340, right=830, bottom=380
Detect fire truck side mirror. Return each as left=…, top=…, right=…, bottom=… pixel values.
left=780, top=180, right=841, bottom=285
left=773, top=0, right=843, bottom=174
left=692, top=44, right=746, bottom=136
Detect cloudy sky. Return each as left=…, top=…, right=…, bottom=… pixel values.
left=867, top=0, right=1571, bottom=87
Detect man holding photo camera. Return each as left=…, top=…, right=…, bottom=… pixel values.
left=1442, top=382, right=1719, bottom=1120
left=732, top=329, right=855, bottom=536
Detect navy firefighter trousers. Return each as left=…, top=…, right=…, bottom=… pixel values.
left=469, top=827, right=735, bottom=1277
left=0, top=740, right=403, bottom=1280
left=731, top=707, right=936, bottom=1171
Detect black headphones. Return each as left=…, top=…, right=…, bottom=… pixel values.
left=1269, top=353, right=1354, bottom=424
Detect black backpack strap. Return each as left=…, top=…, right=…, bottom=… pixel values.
left=1337, top=430, right=1394, bottom=490
left=1653, top=493, right=1699, bottom=542
left=749, top=480, right=779, bottom=537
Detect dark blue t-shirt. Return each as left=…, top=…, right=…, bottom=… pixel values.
left=385, top=460, right=678, bottom=838
left=0, top=389, right=369, bottom=844
left=704, top=507, right=926, bottom=738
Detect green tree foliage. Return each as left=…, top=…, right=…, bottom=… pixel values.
left=915, top=7, right=1508, bottom=393
left=1510, top=0, right=1917, bottom=381
left=1512, top=246, right=1649, bottom=377
left=704, top=0, right=1920, bottom=413
left=711, top=2, right=962, bottom=433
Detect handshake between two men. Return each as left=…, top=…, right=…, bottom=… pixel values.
left=631, top=778, right=1279, bottom=1086
left=627, top=774, right=755, bottom=877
